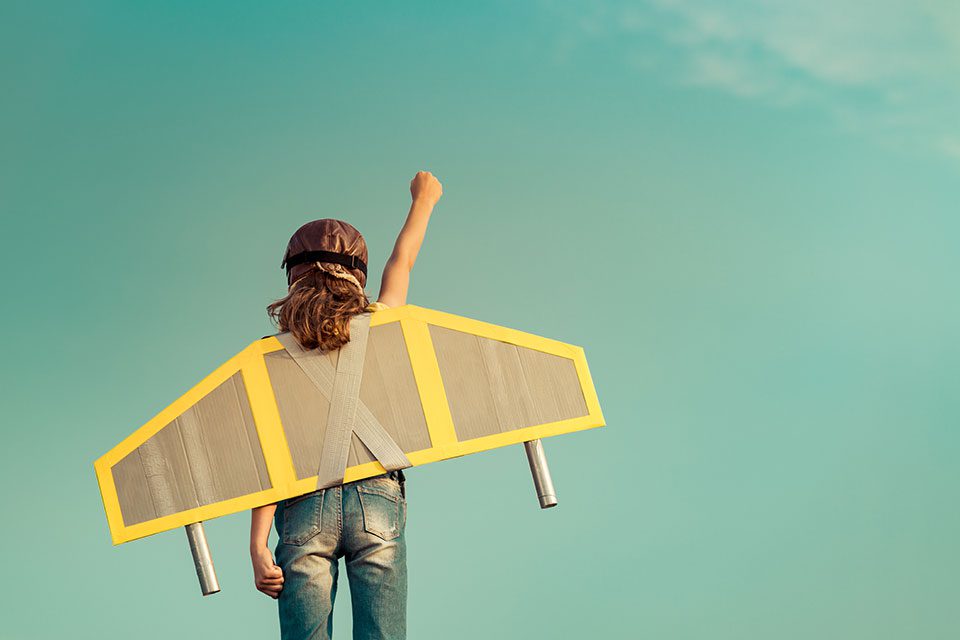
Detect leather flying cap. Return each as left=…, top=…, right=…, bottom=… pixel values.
left=281, top=219, right=369, bottom=288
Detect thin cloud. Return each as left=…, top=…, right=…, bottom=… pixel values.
left=941, top=137, right=960, bottom=159
left=546, top=0, right=960, bottom=159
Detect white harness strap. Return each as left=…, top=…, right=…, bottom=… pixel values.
left=276, top=314, right=411, bottom=489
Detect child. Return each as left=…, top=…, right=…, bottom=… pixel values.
left=249, top=170, right=443, bottom=640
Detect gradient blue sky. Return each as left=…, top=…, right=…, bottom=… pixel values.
left=1, top=2, right=958, bottom=638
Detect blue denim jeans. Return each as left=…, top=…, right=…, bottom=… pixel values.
left=273, top=471, right=407, bottom=640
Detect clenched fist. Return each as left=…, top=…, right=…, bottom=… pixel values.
left=252, top=547, right=284, bottom=599
left=410, top=171, right=442, bottom=205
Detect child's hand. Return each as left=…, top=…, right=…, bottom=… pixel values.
left=252, top=547, right=284, bottom=599
left=410, top=171, right=443, bottom=205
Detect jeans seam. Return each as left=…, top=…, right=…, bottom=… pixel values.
left=336, top=486, right=343, bottom=540
left=356, top=484, right=401, bottom=500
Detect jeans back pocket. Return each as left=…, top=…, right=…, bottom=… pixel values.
left=281, top=490, right=324, bottom=546
left=357, top=483, right=404, bottom=541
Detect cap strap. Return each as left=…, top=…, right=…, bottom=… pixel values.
left=282, top=250, right=367, bottom=277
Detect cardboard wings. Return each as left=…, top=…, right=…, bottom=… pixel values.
left=95, top=304, right=604, bottom=546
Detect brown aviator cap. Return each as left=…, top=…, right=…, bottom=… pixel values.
left=281, top=219, right=369, bottom=288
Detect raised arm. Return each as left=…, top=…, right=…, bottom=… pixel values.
left=377, top=171, right=443, bottom=308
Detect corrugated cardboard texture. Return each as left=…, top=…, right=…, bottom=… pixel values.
left=429, top=325, right=588, bottom=441
left=102, top=308, right=603, bottom=540
left=112, top=373, right=270, bottom=526
left=265, top=322, right=429, bottom=480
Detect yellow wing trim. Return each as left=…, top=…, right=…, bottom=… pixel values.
left=97, top=304, right=604, bottom=545
left=242, top=341, right=297, bottom=491
left=399, top=317, right=459, bottom=454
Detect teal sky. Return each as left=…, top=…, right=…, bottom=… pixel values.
left=2, top=1, right=958, bottom=638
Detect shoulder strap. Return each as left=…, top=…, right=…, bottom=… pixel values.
left=275, top=316, right=411, bottom=489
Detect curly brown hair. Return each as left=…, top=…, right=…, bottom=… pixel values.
left=267, top=266, right=370, bottom=351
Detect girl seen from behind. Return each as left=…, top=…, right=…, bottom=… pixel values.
left=249, top=171, right=443, bottom=640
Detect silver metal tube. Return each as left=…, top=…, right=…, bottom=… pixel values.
left=185, top=522, right=221, bottom=596
left=524, top=439, right=557, bottom=509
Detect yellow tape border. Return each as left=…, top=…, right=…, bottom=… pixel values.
left=96, top=305, right=604, bottom=545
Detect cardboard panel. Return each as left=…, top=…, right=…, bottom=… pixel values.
left=359, top=322, right=431, bottom=454
left=477, top=336, right=541, bottom=433
left=516, top=347, right=588, bottom=423
left=95, top=304, right=605, bottom=545
left=187, top=372, right=270, bottom=500
left=112, top=451, right=156, bottom=527
left=430, top=326, right=588, bottom=441
left=112, top=373, right=270, bottom=526
left=428, top=325, right=501, bottom=441
left=138, top=416, right=200, bottom=518
left=271, top=323, right=431, bottom=475
left=264, top=349, right=335, bottom=480
left=234, top=374, right=272, bottom=490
